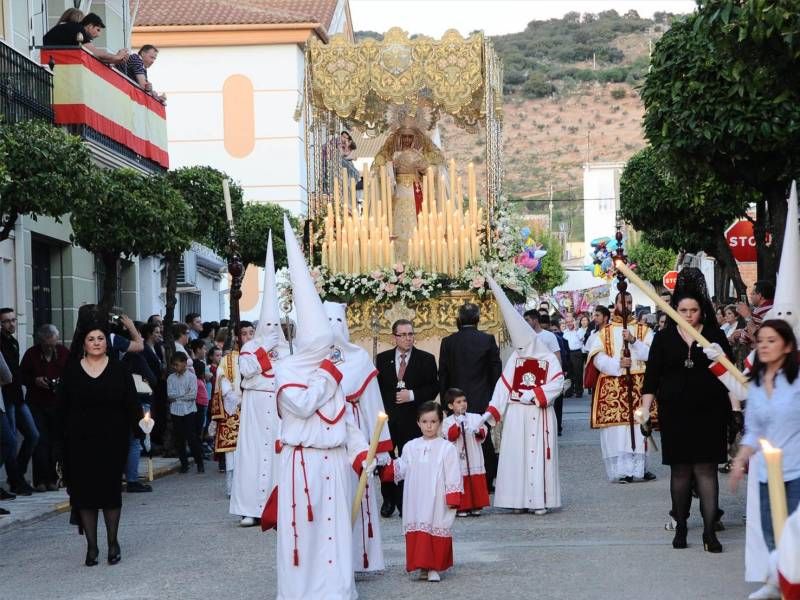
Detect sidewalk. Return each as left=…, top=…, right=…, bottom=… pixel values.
left=0, top=456, right=181, bottom=532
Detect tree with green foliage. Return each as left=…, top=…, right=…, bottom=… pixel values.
left=619, top=146, right=752, bottom=296
left=627, top=240, right=676, bottom=288
left=0, top=120, right=93, bottom=241
left=70, top=169, right=193, bottom=314
left=641, top=0, right=800, bottom=280
left=237, top=202, right=297, bottom=269
left=166, top=166, right=245, bottom=258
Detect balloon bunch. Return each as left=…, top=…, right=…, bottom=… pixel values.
left=515, top=227, right=547, bottom=273
left=588, top=236, right=621, bottom=279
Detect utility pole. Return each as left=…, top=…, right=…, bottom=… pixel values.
left=549, top=182, right=554, bottom=233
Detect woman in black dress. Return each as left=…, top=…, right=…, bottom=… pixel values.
left=640, top=268, right=736, bottom=553
left=60, top=322, right=141, bottom=566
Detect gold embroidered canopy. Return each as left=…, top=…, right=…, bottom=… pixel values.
left=307, top=28, right=503, bottom=131
left=303, top=28, right=504, bottom=222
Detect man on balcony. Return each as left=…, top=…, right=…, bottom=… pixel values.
left=124, top=45, right=166, bottom=102
left=43, top=12, right=127, bottom=66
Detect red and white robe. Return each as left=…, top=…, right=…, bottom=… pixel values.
left=442, top=413, right=490, bottom=511
left=267, top=360, right=368, bottom=600
left=342, top=358, right=392, bottom=572
left=382, top=436, right=462, bottom=572
left=229, top=341, right=284, bottom=519
left=485, top=349, right=564, bottom=510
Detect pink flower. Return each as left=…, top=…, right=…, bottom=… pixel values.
left=370, top=270, right=384, bottom=281
left=471, top=275, right=485, bottom=289
left=393, top=263, right=405, bottom=274
left=383, top=282, right=397, bottom=294
left=411, top=277, right=424, bottom=290
left=310, top=267, right=321, bottom=281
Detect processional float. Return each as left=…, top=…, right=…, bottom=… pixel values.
left=299, top=28, right=506, bottom=351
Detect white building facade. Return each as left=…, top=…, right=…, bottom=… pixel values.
left=132, top=0, right=354, bottom=319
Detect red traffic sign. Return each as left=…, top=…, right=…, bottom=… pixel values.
left=662, top=270, right=678, bottom=291
left=725, top=219, right=769, bottom=263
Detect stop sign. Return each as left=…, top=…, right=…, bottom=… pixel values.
left=725, top=220, right=767, bottom=263
left=663, top=270, right=678, bottom=291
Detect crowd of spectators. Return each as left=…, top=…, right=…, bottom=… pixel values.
left=0, top=305, right=234, bottom=514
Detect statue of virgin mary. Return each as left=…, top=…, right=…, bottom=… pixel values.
left=372, top=107, right=446, bottom=262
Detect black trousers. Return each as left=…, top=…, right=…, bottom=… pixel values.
left=483, top=425, right=498, bottom=489
left=30, top=404, right=61, bottom=486
left=554, top=394, right=564, bottom=434
left=569, top=350, right=584, bottom=396
left=172, top=412, right=203, bottom=467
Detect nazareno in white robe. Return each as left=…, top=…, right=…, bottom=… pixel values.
left=272, top=359, right=368, bottom=600
left=485, top=349, right=564, bottom=510
left=229, top=341, right=286, bottom=519
left=386, top=436, right=463, bottom=572
left=588, top=323, right=652, bottom=480
left=340, top=354, right=392, bottom=572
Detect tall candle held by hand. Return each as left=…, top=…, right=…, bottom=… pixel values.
left=223, top=179, right=233, bottom=223
left=760, top=439, right=789, bottom=545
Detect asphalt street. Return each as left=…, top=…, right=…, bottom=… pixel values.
left=0, top=397, right=757, bottom=600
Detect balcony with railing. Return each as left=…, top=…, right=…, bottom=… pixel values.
left=39, top=47, right=168, bottom=172
left=0, top=40, right=54, bottom=124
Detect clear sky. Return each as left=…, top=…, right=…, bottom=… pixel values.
left=349, top=0, right=698, bottom=37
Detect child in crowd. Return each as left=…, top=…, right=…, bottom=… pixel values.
left=442, top=388, right=491, bottom=517
left=166, top=352, right=204, bottom=473
left=381, top=401, right=462, bottom=582
left=188, top=339, right=210, bottom=444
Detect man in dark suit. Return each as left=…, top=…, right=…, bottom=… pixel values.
left=438, top=303, right=502, bottom=489
left=376, top=318, right=438, bottom=517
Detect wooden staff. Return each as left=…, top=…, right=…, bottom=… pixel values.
left=352, top=412, right=389, bottom=525
left=614, top=259, right=749, bottom=386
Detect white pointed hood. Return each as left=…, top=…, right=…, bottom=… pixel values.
left=283, top=215, right=333, bottom=362
left=766, top=181, right=800, bottom=339
left=253, top=231, right=286, bottom=350
left=486, top=274, right=535, bottom=354
left=323, top=301, right=377, bottom=398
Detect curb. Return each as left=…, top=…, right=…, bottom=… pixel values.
left=0, top=460, right=181, bottom=534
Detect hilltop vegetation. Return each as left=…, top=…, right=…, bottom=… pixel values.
left=355, top=10, right=688, bottom=241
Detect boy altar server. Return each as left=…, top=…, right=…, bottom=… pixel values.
left=263, top=217, right=368, bottom=600
left=324, top=300, right=392, bottom=572
left=229, top=233, right=288, bottom=526
left=481, top=275, right=564, bottom=513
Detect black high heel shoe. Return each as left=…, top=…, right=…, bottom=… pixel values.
left=702, top=532, right=722, bottom=553
left=85, top=547, right=99, bottom=567
left=672, top=522, right=688, bottom=549
left=107, top=541, right=121, bottom=565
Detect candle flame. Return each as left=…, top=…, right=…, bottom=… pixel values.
left=759, top=438, right=776, bottom=452
left=144, top=411, right=151, bottom=421
left=378, top=411, right=387, bottom=420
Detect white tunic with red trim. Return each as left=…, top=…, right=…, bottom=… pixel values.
left=387, top=436, right=462, bottom=572
left=273, top=360, right=368, bottom=600
left=442, top=413, right=490, bottom=511
left=338, top=348, right=392, bottom=573
left=229, top=342, right=284, bottom=519
left=486, top=349, right=564, bottom=510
